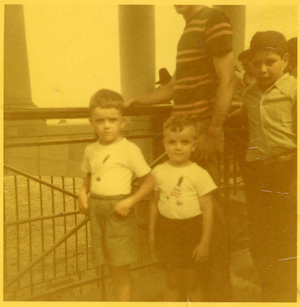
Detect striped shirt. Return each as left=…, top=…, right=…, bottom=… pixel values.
left=173, top=6, right=233, bottom=120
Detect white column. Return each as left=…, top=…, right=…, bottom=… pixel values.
left=4, top=5, right=35, bottom=109
left=118, top=5, right=156, bottom=99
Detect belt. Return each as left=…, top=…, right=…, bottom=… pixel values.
left=248, top=152, right=297, bottom=166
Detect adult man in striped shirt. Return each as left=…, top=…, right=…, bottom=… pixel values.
left=126, top=5, right=235, bottom=166
left=126, top=5, right=235, bottom=302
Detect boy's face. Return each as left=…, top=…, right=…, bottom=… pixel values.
left=163, top=126, right=196, bottom=167
left=240, top=58, right=253, bottom=75
left=89, top=107, right=125, bottom=145
left=252, top=50, right=288, bottom=90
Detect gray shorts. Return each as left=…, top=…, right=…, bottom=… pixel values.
left=88, top=194, right=138, bottom=267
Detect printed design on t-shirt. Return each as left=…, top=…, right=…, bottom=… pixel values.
left=166, top=176, right=184, bottom=206
left=95, top=155, right=110, bottom=181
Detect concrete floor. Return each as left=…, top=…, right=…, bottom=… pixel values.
left=77, top=247, right=261, bottom=302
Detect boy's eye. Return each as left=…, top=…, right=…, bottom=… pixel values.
left=265, top=59, right=276, bottom=66
left=182, top=140, right=190, bottom=144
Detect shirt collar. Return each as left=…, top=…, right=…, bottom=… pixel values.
left=186, top=6, right=206, bottom=24
left=246, top=73, right=294, bottom=96
left=271, top=73, right=295, bottom=95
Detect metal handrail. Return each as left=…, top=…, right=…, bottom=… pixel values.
left=4, top=165, right=78, bottom=199
left=4, top=105, right=173, bottom=121
left=22, top=259, right=161, bottom=301
left=4, top=132, right=159, bottom=148
left=4, top=210, right=81, bottom=227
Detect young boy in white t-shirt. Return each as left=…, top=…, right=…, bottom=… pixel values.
left=150, top=114, right=216, bottom=302
left=78, top=89, right=154, bottom=301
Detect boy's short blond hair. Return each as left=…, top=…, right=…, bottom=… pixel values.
left=163, top=115, right=197, bottom=138
left=89, top=89, right=125, bottom=116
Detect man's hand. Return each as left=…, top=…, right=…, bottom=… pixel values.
left=192, top=243, right=209, bottom=262
left=192, top=133, right=217, bottom=162
left=124, top=98, right=135, bottom=108
left=114, top=197, right=134, bottom=216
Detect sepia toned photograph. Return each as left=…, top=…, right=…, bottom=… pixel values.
left=2, top=1, right=299, bottom=304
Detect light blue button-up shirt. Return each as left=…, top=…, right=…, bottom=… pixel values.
left=240, top=73, right=297, bottom=162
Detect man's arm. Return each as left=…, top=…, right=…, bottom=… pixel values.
left=192, top=192, right=214, bottom=262
left=225, top=108, right=246, bottom=127
left=78, top=173, right=91, bottom=214
left=195, top=51, right=235, bottom=160
left=148, top=190, right=160, bottom=252
left=114, top=172, right=155, bottom=216
left=124, top=76, right=175, bottom=108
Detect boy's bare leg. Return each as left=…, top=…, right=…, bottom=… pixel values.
left=183, top=268, right=204, bottom=302
left=111, top=265, right=132, bottom=301
left=165, top=268, right=185, bottom=301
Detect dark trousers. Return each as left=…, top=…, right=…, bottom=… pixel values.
left=196, top=153, right=232, bottom=302
left=243, top=160, right=297, bottom=302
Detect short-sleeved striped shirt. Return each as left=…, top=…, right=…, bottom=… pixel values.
left=173, top=6, right=233, bottom=120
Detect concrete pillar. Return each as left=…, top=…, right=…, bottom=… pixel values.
left=213, top=5, right=246, bottom=67
left=4, top=5, right=35, bottom=109
left=118, top=5, right=156, bottom=99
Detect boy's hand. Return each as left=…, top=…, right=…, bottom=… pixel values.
left=78, top=174, right=91, bottom=215
left=192, top=243, right=209, bottom=262
left=192, top=133, right=216, bottom=162
left=114, top=197, right=134, bottom=216
left=78, top=199, right=89, bottom=215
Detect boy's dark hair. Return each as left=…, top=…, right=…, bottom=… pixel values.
left=163, top=114, right=197, bottom=138
left=250, top=31, right=287, bottom=58
left=238, top=49, right=252, bottom=61
left=89, top=89, right=125, bottom=116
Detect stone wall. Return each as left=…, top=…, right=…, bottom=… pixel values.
left=4, top=116, right=158, bottom=178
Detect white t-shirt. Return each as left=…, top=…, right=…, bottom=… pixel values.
left=81, top=138, right=151, bottom=196
left=152, top=162, right=217, bottom=219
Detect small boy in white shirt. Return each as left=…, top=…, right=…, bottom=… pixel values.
left=78, top=89, right=154, bottom=301
left=149, top=114, right=216, bottom=302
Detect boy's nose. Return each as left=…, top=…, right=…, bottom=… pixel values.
left=103, top=120, right=110, bottom=128
left=175, top=143, right=183, bottom=150
left=260, top=64, right=267, bottom=73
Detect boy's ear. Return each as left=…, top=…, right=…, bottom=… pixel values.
left=282, top=53, right=289, bottom=68
left=191, top=139, right=198, bottom=152
left=121, top=116, right=126, bottom=128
